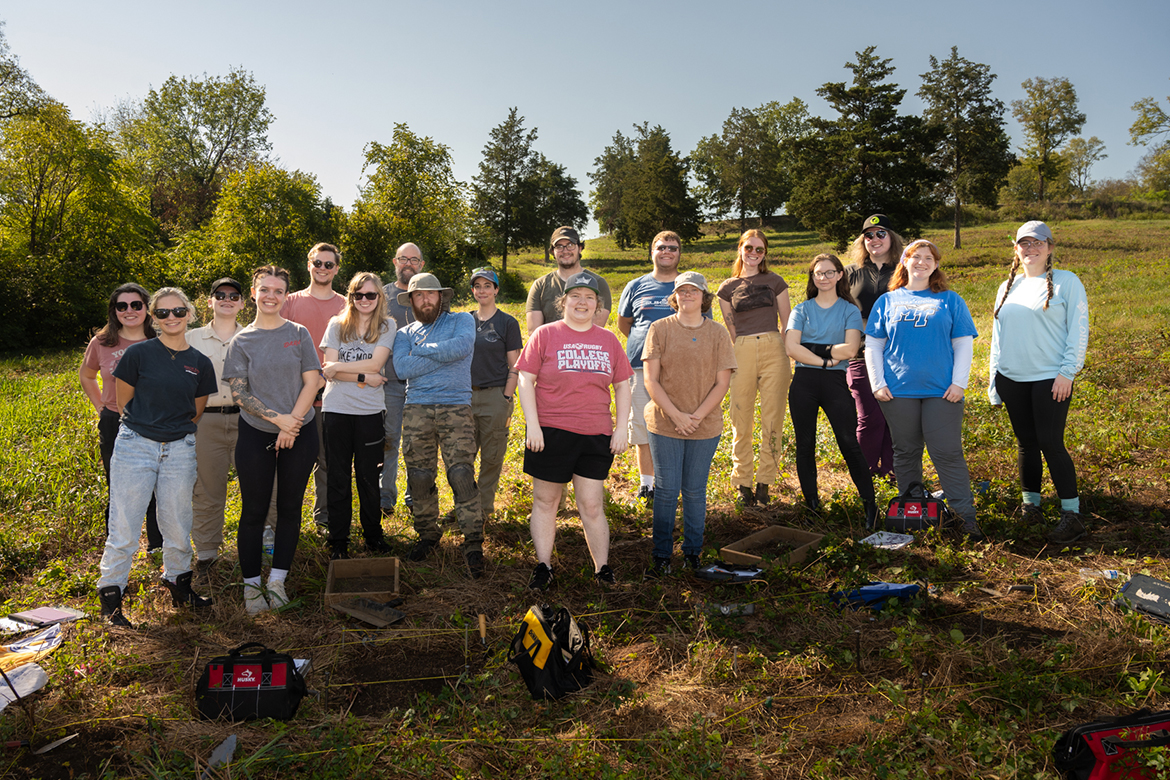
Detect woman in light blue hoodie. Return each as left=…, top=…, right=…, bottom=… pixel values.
left=988, top=221, right=1089, bottom=545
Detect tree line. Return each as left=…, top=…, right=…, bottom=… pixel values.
left=0, top=24, right=1167, bottom=350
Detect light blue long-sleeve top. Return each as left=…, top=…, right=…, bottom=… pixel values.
left=393, top=310, right=475, bottom=406
left=988, top=268, right=1089, bottom=404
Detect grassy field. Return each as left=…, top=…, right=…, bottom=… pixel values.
left=2, top=218, right=1170, bottom=778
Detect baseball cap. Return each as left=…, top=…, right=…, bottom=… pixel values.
left=549, top=226, right=582, bottom=248
left=1014, top=221, right=1053, bottom=244
left=210, top=277, right=243, bottom=294
left=563, top=272, right=599, bottom=294
left=673, top=271, right=708, bottom=292
left=860, top=214, right=894, bottom=234
left=470, top=266, right=499, bottom=286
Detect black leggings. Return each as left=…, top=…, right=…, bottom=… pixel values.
left=99, top=408, right=161, bottom=549
left=788, top=368, right=875, bottom=507
left=994, top=372, right=1078, bottom=499
left=323, top=411, right=385, bottom=550
left=235, top=417, right=319, bottom=578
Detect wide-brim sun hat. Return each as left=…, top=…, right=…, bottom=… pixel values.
left=397, top=272, right=454, bottom=307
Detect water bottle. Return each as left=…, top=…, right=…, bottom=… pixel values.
left=1078, top=568, right=1121, bottom=580
left=262, top=526, right=275, bottom=558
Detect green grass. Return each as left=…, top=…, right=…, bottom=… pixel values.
left=2, top=217, right=1170, bottom=778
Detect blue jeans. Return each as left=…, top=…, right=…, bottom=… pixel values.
left=98, top=427, right=197, bottom=589
left=647, top=432, right=720, bottom=559
left=380, top=380, right=406, bottom=508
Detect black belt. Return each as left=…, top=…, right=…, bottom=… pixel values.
left=205, top=406, right=240, bottom=414
left=472, top=385, right=504, bottom=391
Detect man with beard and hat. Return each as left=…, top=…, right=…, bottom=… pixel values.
left=379, top=243, right=425, bottom=514
left=392, top=273, right=485, bottom=579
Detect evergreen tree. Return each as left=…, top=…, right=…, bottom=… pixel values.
left=691, top=107, right=783, bottom=229
left=516, top=154, right=588, bottom=261
left=472, top=107, right=537, bottom=273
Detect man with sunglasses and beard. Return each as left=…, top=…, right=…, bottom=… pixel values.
left=392, top=273, right=484, bottom=580
left=282, top=242, right=346, bottom=529
left=379, top=243, right=425, bottom=514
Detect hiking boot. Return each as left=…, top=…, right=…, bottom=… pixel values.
left=161, top=571, right=213, bottom=609
left=1020, top=504, right=1043, bottom=524
left=330, top=545, right=350, bottom=561
left=98, top=585, right=132, bottom=628
left=244, top=582, right=269, bottom=615
left=466, top=550, right=485, bottom=580
left=529, top=562, right=554, bottom=591
left=194, top=556, right=218, bottom=584
left=684, top=554, right=701, bottom=572
left=638, top=485, right=654, bottom=507
left=647, top=557, right=671, bottom=578
left=738, top=485, right=756, bottom=508
left=367, top=536, right=392, bottom=555
left=864, top=501, right=879, bottom=531
left=408, top=537, right=439, bottom=562
left=755, top=483, right=769, bottom=505
left=1047, top=511, right=1086, bottom=545
left=595, top=564, right=616, bottom=587
left=266, top=580, right=289, bottom=609
left=961, top=516, right=986, bottom=543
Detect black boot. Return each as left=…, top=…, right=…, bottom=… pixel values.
left=161, top=571, right=213, bottom=609
left=98, top=585, right=132, bottom=628
left=738, top=485, right=756, bottom=507
left=864, top=501, right=879, bottom=531
left=755, top=483, right=769, bottom=505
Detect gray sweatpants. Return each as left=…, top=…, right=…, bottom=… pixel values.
left=880, top=396, right=975, bottom=522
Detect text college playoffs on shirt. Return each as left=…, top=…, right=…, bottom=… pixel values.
left=556, top=342, right=614, bottom=374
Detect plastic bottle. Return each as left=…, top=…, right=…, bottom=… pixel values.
left=262, top=526, right=275, bottom=557
left=1078, top=568, right=1121, bottom=580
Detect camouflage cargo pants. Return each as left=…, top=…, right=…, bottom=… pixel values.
left=401, top=403, right=484, bottom=553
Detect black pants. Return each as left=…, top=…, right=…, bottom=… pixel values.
left=788, top=368, right=876, bottom=508
left=994, top=372, right=1078, bottom=499
left=99, top=408, right=161, bottom=549
left=235, top=417, right=319, bottom=579
left=323, top=411, right=385, bottom=551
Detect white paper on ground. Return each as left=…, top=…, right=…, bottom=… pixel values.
left=0, top=662, right=48, bottom=712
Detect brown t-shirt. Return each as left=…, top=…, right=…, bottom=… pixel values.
left=717, top=272, right=788, bottom=336
left=641, top=316, right=737, bottom=440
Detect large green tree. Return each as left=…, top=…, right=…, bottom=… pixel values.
left=516, top=154, right=588, bottom=261
left=691, top=107, right=783, bottom=228
left=1010, top=76, right=1086, bottom=201
left=472, top=107, right=537, bottom=273
left=1129, top=83, right=1170, bottom=196
left=1063, top=136, right=1107, bottom=196
left=589, top=123, right=702, bottom=249
left=346, top=123, right=471, bottom=285
left=788, top=47, right=941, bottom=249
left=917, top=47, right=1014, bottom=248
left=0, top=22, right=46, bottom=121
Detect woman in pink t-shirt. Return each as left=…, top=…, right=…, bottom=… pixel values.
left=516, top=273, right=632, bottom=590
left=79, top=283, right=162, bottom=550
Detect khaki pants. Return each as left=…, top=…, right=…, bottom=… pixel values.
left=191, top=411, right=277, bottom=557
left=728, top=331, right=791, bottom=487
left=471, top=386, right=513, bottom=517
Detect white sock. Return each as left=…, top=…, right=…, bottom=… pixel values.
left=244, top=575, right=262, bottom=589
left=268, top=568, right=288, bottom=585
left=640, top=474, right=653, bottom=488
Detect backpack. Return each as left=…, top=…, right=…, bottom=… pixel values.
left=508, top=605, right=595, bottom=700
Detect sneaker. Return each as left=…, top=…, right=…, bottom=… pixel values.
left=1047, top=511, right=1086, bottom=545
left=244, top=583, right=269, bottom=616
left=647, top=557, right=671, bottom=578
left=529, top=562, right=554, bottom=591
left=638, top=485, right=654, bottom=507
left=266, top=580, right=289, bottom=609
left=961, top=516, right=986, bottom=543
left=755, top=483, right=769, bottom=505
left=1020, top=504, right=1043, bottom=524
left=367, top=537, right=392, bottom=555
left=684, top=554, right=701, bottom=572
left=738, top=485, right=756, bottom=508
left=595, top=564, right=616, bottom=587
left=408, top=537, right=439, bottom=562
left=466, top=550, right=485, bottom=580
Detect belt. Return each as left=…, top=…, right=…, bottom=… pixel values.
left=205, top=406, right=240, bottom=414
left=472, top=385, right=504, bottom=392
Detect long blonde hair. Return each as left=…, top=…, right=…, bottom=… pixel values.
left=338, top=272, right=391, bottom=343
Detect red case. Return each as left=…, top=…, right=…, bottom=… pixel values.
left=1054, top=708, right=1170, bottom=779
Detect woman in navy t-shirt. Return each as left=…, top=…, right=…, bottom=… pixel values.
left=864, top=240, right=983, bottom=541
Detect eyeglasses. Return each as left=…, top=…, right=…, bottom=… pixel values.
left=153, top=307, right=189, bottom=319
left=115, top=300, right=145, bottom=312
left=813, top=270, right=840, bottom=280
left=351, top=292, right=379, bottom=301
left=675, top=287, right=702, bottom=296
left=395, top=256, right=423, bottom=266
left=311, top=259, right=338, bottom=270
left=863, top=230, right=888, bottom=240
left=655, top=244, right=680, bottom=253
left=553, top=242, right=577, bottom=252
left=742, top=245, right=766, bottom=255
left=1017, top=239, right=1047, bottom=249
left=212, top=291, right=242, bottom=301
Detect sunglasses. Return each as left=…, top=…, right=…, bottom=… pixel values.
left=863, top=229, right=888, bottom=240
left=655, top=244, right=680, bottom=253
left=351, top=291, right=379, bottom=301
left=742, top=245, right=766, bottom=255
left=153, top=307, right=189, bottom=319
left=212, top=291, right=242, bottom=301
left=311, top=259, right=338, bottom=270
left=115, top=300, right=145, bottom=312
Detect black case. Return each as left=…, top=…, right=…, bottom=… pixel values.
left=1115, top=574, right=1170, bottom=626
left=195, top=642, right=307, bottom=721
left=1053, top=707, right=1170, bottom=779
left=884, top=481, right=949, bottom=532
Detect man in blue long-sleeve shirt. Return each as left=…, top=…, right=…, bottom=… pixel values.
left=393, top=273, right=485, bottom=579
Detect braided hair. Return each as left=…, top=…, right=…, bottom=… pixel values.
left=993, top=247, right=1055, bottom=319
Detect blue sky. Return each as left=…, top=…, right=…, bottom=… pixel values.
left=7, top=0, right=1169, bottom=235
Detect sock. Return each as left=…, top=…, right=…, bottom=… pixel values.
left=1060, top=497, right=1081, bottom=514
left=244, top=575, right=262, bottom=590
left=640, top=474, right=653, bottom=488
left=1022, top=491, right=1042, bottom=507
left=268, top=568, right=288, bottom=585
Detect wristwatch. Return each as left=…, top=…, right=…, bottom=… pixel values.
left=357, top=373, right=366, bottom=388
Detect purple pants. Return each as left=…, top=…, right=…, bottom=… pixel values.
left=846, top=360, right=894, bottom=478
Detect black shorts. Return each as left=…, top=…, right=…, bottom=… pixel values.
left=523, top=427, right=614, bottom=483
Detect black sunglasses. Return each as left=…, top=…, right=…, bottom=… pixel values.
left=115, top=300, right=145, bottom=312
left=153, top=307, right=189, bottom=319
left=863, top=229, right=888, bottom=240
left=212, top=291, right=242, bottom=301
left=311, top=259, right=338, bottom=270
left=351, top=292, right=379, bottom=301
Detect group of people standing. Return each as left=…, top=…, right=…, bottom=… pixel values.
left=81, top=217, right=1089, bottom=625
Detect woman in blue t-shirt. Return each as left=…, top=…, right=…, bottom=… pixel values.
left=96, top=287, right=218, bottom=628
left=864, top=240, right=983, bottom=541
left=785, top=254, right=877, bottom=527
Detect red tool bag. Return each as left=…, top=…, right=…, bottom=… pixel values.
left=195, top=642, right=307, bottom=721
left=1053, top=708, right=1170, bottom=779
left=884, top=481, right=949, bottom=532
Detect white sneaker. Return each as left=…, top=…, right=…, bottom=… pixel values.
left=266, top=580, right=289, bottom=609
left=244, top=583, right=269, bottom=615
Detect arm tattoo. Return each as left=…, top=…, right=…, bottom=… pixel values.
left=228, top=377, right=276, bottom=420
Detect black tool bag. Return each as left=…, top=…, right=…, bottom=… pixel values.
left=1053, top=707, right=1170, bottom=779
left=884, top=481, right=950, bottom=532
left=1115, top=574, right=1170, bottom=626
left=508, top=605, right=595, bottom=700
left=195, top=642, right=307, bottom=721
